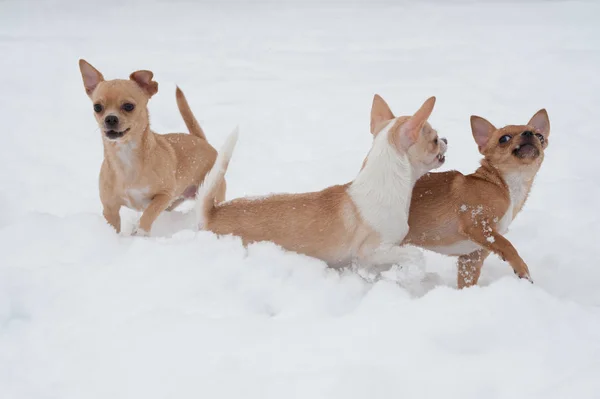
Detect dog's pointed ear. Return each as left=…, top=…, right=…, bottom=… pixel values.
left=527, top=109, right=550, bottom=139
left=130, top=70, right=158, bottom=97
left=392, top=96, right=436, bottom=151
left=79, top=59, right=104, bottom=97
left=470, top=115, right=496, bottom=153
left=370, top=94, right=395, bottom=135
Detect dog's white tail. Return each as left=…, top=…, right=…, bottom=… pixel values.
left=195, top=127, right=239, bottom=229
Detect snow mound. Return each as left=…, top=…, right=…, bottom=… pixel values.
left=2, top=0, right=600, bottom=397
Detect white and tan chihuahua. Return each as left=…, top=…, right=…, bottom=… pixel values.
left=195, top=95, right=447, bottom=269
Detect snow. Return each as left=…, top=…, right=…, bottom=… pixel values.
left=1, top=0, right=600, bottom=398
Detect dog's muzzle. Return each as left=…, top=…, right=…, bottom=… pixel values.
left=513, top=135, right=540, bottom=159
left=105, top=128, right=130, bottom=140
left=437, top=137, right=448, bottom=163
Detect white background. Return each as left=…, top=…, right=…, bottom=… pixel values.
left=1, top=1, right=599, bottom=398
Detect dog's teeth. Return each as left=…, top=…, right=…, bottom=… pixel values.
left=516, top=145, right=521, bottom=150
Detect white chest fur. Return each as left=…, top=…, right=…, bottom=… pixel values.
left=348, top=122, right=415, bottom=244
left=496, top=171, right=529, bottom=234
left=116, top=141, right=137, bottom=171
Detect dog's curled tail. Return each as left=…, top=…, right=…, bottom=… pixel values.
left=176, top=86, right=207, bottom=140
left=195, top=127, right=239, bottom=229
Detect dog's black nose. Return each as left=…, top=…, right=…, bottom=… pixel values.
left=104, top=115, right=119, bottom=127
left=441, top=138, right=448, bottom=144
left=521, top=130, right=533, bottom=137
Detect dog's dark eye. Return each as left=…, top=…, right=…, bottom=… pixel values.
left=499, top=135, right=512, bottom=144
left=535, top=133, right=545, bottom=144
left=122, top=103, right=135, bottom=112
left=434, top=138, right=438, bottom=145
left=93, top=104, right=103, bottom=113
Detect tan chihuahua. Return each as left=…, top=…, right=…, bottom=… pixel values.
left=79, top=59, right=224, bottom=236
left=404, top=109, right=550, bottom=288
left=195, top=96, right=447, bottom=269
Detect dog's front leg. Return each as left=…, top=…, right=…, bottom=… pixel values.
left=459, top=225, right=532, bottom=283
left=102, top=203, right=121, bottom=233
left=457, top=249, right=490, bottom=289
left=136, top=193, right=173, bottom=235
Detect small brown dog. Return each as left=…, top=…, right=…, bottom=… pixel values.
left=195, top=96, right=447, bottom=269
left=78, top=59, right=224, bottom=235
left=404, top=109, right=550, bottom=288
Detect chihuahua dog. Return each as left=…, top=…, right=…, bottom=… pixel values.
left=404, top=109, right=550, bottom=288
left=195, top=96, right=447, bottom=269
left=79, top=59, right=224, bottom=235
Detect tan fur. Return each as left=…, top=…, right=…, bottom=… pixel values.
left=404, top=110, right=550, bottom=287
left=207, top=184, right=370, bottom=265
left=79, top=59, right=224, bottom=235
left=199, top=96, right=447, bottom=268
left=176, top=86, right=207, bottom=140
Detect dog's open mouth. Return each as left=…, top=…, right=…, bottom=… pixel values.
left=105, top=128, right=130, bottom=140
left=436, top=153, right=446, bottom=163
left=513, top=143, right=539, bottom=159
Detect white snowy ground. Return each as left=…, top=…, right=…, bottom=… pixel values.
left=1, top=0, right=600, bottom=398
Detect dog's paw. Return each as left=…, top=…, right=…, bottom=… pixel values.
left=132, top=228, right=150, bottom=237
left=131, top=223, right=150, bottom=237
left=514, top=270, right=533, bottom=284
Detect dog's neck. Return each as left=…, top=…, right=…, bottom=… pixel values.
left=103, top=124, right=154, bottom=180
left=472, top=159, right=507, bottom=188
left=475, top=157, right=541, bottom=217
left=348, top=123, right=417, bottom=243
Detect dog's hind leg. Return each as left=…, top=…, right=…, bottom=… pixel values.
left=457, top=249, right=490, bottom=289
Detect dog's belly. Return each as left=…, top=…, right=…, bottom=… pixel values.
left=427, top=240, right=482, bottom=256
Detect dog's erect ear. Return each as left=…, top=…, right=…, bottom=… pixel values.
left=130, top=70, right=158, bottom=97
left=391, top=96, right=436, bottom=151
left=470, top=115, right=497, bottom=153
left=79, top=59, right=105, bottom=97
left=527, top=109, right=550, bottom=139
left=370, top=94, right=395, bottom=135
